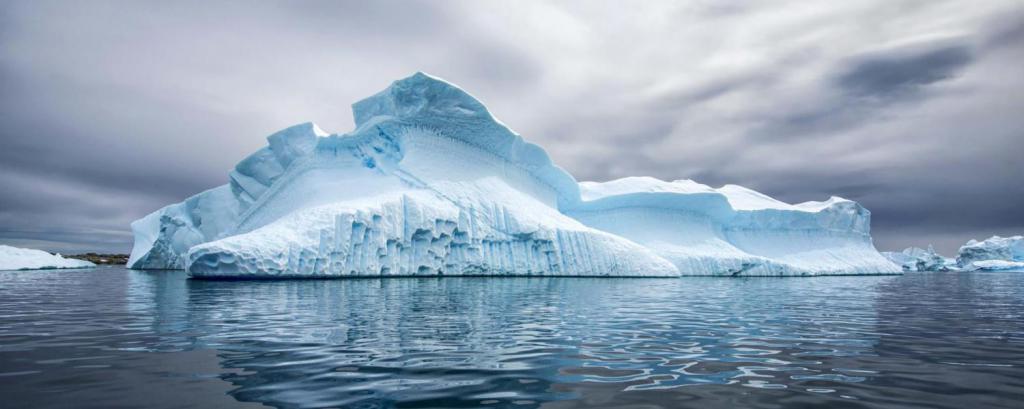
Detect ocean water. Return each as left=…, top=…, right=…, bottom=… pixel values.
left=1, top=267, right=1022, bottom=409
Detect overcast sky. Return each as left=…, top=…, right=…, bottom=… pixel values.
left=1, top=0, right=1022, bottom=255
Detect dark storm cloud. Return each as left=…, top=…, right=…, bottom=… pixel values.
left=835, top=42, right=973, bottom=98
left=749, top=27, right=1023, bottom=252
left=0, top=0, right=1022, bottom=256
left=728, top=38, right=976, bottom=146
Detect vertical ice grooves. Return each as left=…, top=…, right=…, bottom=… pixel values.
left=194, top=196, right=608, bottom=277
left=185, top=189, right=686, bottom=277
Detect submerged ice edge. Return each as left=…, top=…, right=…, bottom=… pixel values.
left=127, top=72, right=900, bottom=277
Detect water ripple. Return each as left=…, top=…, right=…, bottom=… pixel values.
left=1, top=268, right=1023, bottom=408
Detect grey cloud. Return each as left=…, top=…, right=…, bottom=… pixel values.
left=441, top=40, right=545, bottom=94
left=734, top=38, right=975, bottom=145
left=0, top=169, right=158, bottom=253
left=651, top=73, right=770, bottom=110
left=834, top=41, right=973, bottom=99
left=540, top=6, right=1022, bottom=256
left=980, top=11, right=1024, bottom=50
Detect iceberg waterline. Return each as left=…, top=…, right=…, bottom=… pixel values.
left=128, top=72, right=900, bottom=277
left=0, top=245, right=95, bottom=271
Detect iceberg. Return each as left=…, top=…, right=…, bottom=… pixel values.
left=0, top=245, right=95, bottom=271
left=128, top=72, right=898, bottom=278
left=881, top=236, right=1024, bottom=273
left=957, top=236, right=1024, bottom=271
left=882, top=246, right=956, bottom=272
left=566, top=177, right=900, bottom=276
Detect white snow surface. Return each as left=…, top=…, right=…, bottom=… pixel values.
left=0, top=245, right=95, bottom=271
left=128, top=72, right=898, bottom=278
left=570, top=177, right=898, bottom=276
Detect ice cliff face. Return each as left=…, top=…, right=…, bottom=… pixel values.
left=957, top=236, right=1024, bottom=271
left=128, top=72, right=898, bottom=278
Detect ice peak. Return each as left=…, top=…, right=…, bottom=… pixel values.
left=352, top=72, right=492, bottom=127
left=348, top=72, right=581, bottom=208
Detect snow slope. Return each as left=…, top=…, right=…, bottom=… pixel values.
left=567, top=177, right=900, bottom=276
left=129, top=72, right=897, bottom=278
left=0, top=245, right=95, bottom=271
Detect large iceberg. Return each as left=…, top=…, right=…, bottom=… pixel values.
left=957, top=236, right=1024, bottom=271
left=0, top=245, right=95, bottom=271
left=882, top=246, right=957, bottom=272
left=128, top=73, right=898, bottom=278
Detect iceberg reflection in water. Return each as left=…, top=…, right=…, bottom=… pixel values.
left=1, top=267, right=1023, bottom=408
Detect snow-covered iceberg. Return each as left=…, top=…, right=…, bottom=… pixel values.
left=957, top=236, right=1024, bottom=271
left=566, top=177, right=900, bottom=276
left=128, top=72, right=897, bottom=278
left=882, top=246, right=957, bottom=272
left=0, top=245, right=95, bottom=271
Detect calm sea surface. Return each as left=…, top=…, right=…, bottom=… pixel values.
left=1, top=267, right=1022, bottom=409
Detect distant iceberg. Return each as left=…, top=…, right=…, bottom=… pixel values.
left=128, top=73, right=898, bottom=278
left=881, top=236, right=1024, bottom=272
left=0, top=245, right=95, bottom=271
left=882, top=246, right=956, bottom=272
left=957, top=236, right=1024, bottom=271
